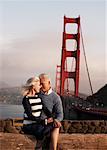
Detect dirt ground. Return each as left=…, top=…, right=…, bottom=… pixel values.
left=58, top=134, right=107, bottom=150
left=0, top=132, right=107, bottom=150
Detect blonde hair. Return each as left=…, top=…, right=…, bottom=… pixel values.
left=22, top=77, right=39, bottom=96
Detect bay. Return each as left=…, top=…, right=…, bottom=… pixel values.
left=0, top=103, right=24, bottom=119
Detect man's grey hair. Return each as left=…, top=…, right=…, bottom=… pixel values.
left=39, top=73, right=51, bottom=82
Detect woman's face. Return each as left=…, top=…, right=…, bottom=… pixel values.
left=33, top=80, right=41, bottom=93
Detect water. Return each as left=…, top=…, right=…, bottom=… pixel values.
left=0, top=103, right=24, bottom=119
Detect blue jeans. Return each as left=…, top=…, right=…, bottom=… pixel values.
left=22, top=123, right=54, bottom=140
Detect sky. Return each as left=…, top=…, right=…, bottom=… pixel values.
left=0, top=0, right=106, bottom=95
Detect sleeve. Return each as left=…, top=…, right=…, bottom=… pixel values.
left=22, top=97, right=41, bottom=122
left=53, top=95, right=63, bottom=121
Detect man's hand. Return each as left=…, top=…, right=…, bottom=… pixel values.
left=53, top=119, right=62, bottom=128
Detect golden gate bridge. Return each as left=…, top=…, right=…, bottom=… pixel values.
left=55, top=16, right=93, bottom=97
left=55, top=16, right=107, bottom=119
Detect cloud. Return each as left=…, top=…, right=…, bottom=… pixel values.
left=0, top=31, right=61, bottom=87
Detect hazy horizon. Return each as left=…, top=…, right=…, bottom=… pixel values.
left=0, top=0, right=106, bottom=94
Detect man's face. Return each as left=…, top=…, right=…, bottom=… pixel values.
left=40, top=78, right=50, bottom=92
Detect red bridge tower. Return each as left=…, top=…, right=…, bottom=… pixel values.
left=60, top=16, right=80, bottom=96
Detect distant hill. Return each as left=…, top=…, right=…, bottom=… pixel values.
left=0, top=87, right=23, bottom=105
left=86, top=84, right=107, bottom=106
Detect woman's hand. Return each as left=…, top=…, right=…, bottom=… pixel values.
left=47, top=117, right=54, bottom=123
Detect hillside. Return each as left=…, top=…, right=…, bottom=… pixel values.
left=0, top=87, right=23, bottom=105
left=86, top=84, right=107, bottom=105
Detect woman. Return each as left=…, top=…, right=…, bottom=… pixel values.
left=22, top=77, right=54, bottom=149
left=22, top=77, right=44, bottom=139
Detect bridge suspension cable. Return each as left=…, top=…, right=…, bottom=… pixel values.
left=80, top=24, right=93, bottom=95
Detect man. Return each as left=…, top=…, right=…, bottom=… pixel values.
left=39, top=73, right=63, bottom=150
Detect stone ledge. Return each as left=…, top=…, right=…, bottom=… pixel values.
left=1, top=119, right=107, bottom=134
left=61, top=120, right=107, bottom=133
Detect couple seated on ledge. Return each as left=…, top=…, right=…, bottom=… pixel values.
left=22, top=73, right=63, bottom=150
